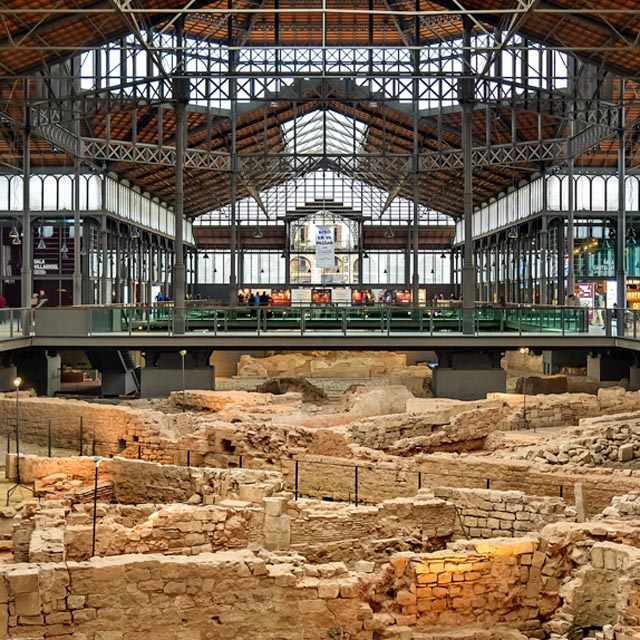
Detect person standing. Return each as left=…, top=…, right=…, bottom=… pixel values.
left=593, top=288, right=604, bottom=326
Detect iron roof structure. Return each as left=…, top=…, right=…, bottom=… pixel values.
left=0, top=1, right=639, bottom=222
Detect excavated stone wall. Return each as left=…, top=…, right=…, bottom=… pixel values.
left=62, top=502, right=265, bottom=562
left=0, top=552, right=373, bottom=640
left=11, top=455, right=283, bottom=505
left=432, top=487, right=575, bottom=538
left=287, top=492, right=456, bottom=563
left=535, top=521, right=640, bottom=638
left=381, top=538, right=542, bottom=634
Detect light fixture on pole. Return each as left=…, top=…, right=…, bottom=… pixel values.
left=384, top=226, right=394, bottom=239
left=253, top=226, right=264, bottom=239
left=179, top=350, right=187, bottom=412
left=91, top=456, right=102, bottom=557
left=6, top=377, right=33, bottom=505
left=130, top=227, right=141, bottom=240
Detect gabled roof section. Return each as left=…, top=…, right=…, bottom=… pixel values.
left=282, top=109, right=368, bottom=156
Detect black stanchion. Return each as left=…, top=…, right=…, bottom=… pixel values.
left=6, top=378, right=34, bottom=505
left=47, top=420, right=52, bottom=457
left=354, top=466, right=359, bottom=507
left=91, top=457, right=101, bottom=557
left=79, top=417, right=84, bottom=456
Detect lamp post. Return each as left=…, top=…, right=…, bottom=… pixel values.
left=91, top=456, right=102, bottom=557
left=519, top=347, right=532, bottom=430
left=179, top=350, right=187, bottom=411
left=6, top=377, right=34, bottom=505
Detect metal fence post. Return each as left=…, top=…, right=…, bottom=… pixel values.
left=6, top=432, right=10, bottom=454
left=79, top=417, right=84, bottom=456
left=238, top=454, right=243, bottom=468
left=354, top=466, right=359, bottom=507
left=418, top=471, right=422, bottom=490
left=47, top=420, right=52, bottom=457
left=186, top=449, right=191, bottom=467
left=294, top=460, right=299, bottom=500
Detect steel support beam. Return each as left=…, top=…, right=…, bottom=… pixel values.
left=617, top=79, right=627, bottom=311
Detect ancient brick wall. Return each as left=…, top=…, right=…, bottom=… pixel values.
left=382, top=538, right=542, bottom=635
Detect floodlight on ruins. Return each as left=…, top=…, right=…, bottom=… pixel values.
left=91, top=456, right=102, bottom=557
left=6, top=376, right=34, bottom=505
left=179, top=350, right=187, bottom=412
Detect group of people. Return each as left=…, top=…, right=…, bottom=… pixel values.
left=238, top=291, right=272, bottom=307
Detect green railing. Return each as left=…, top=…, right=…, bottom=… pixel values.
left=13, top=303, right=640, bottom=340
left=70, top=303, right=603, bottom=337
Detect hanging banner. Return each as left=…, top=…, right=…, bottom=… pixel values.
left=315, top=225, right=335, bottom=268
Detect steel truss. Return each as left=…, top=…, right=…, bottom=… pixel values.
left=0, top=3, right=638, bottom=221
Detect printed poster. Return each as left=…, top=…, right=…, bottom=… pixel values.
left=315, top=226, right=335, bottom=268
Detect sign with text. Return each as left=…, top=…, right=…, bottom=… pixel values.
left=315, top=225, right=335, bottom=268
left=33, top=257, right=58, bottom=276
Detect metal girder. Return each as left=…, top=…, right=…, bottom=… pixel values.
left=420, top=139, right=566, bottom=170
left=30, top=104, right=231, bottom=170
left=566, top=104, right=620, bottom=159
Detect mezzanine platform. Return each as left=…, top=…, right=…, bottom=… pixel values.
left=0, top=304, right=636, bottom=400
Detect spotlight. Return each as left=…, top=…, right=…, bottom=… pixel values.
left=384, top=226, right=394, bottom=239
left=253, top=226, right=264, bottom=239
left=131, top=227, right=141, bottom=240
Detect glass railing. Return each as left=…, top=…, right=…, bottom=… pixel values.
left=0, top=308, right=31, bottom=340
left=25, top=303, right=640, bottom=339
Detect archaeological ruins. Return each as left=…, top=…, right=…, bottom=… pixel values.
left=0, top=351, right=638, bottom=640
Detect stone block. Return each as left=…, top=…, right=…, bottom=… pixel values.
left=263, top=496, right=288, bottom=516
left=354, top=561, right=375, bottom=573
left=591, top=546, right=604, bottom=569
left=14, top=592, right=40, bottom=617
left=0, top=603, right=7, bottom=639
left=619, top=444, right=635, bottom=462
left=318, top=581, right=340, bottom=599
left=8, top=569, right=38, bottom=593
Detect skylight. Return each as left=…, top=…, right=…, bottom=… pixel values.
left=281, top=109, right=368, bottom=157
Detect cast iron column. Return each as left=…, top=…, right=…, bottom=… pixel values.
left=617, top=79, right=627, bottom=310
left=172, top=20, right=187, bottom=333
left=21, top=82, right=32, bottom=315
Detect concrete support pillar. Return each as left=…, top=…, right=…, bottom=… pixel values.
left=12, top=349, right=61, bottom=397
left=140, top=350, right=214, bottom=398
left=587, top=352, right=633, bottom=383
left=431, top=351, right=506, bottom=400
left=542, top=349, right=587, bottom=375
